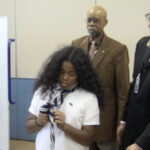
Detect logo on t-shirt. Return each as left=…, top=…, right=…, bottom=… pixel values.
left=69, top=102, right=73, bottom=106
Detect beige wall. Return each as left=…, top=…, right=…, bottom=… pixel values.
left=1, top=0, right=150, bottom=79
left=0, top=0, right=16, bottom=76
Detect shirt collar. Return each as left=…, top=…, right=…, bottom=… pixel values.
left=89, top=32, right=104, bottom=47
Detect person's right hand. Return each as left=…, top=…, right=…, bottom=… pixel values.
left=117, top=124, right=126, bottom=145
left=36, top=112, right=49, bottom=126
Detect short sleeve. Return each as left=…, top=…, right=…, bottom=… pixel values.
left=83, top=94, right=100, bottom=125
left=28, top=89, right=41, bottom=116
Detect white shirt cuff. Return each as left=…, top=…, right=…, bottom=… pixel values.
left=120, top=120, right=126, bottom=125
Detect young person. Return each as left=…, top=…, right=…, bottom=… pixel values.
left=26, top=45, right=102, bottom=150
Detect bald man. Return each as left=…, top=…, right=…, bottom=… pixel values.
left=72, top=5, right=129, bottom=150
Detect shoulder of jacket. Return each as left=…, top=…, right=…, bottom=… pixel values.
left=72, top=35, right=88, bottom=44
left=106, top=36, right=126, bottom=48
left=137, top=36, right=150, bottom=45
left=104, top=36, right=128, bottom=54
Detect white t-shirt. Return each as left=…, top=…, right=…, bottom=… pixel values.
left=29, top=88, right=100, bottom=150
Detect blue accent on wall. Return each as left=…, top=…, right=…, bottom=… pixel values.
left=10, top=78, right=37, bottom=141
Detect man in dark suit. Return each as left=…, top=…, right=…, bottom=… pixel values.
left=72, top=5, right=129, bottom=150
left=117, top=12, right=150, bottom=150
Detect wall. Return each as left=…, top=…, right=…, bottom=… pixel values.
left=14, top=0, right=150, bottom=80
left=0, top=0, right=16, bottom=77
left=14, top=0, right=93, bottom=78
left=1, top=0, right=149, bottom=79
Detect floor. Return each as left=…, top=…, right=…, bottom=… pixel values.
left=10, top=140, right=35, bottom=150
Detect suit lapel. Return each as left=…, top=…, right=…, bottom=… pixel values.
left=92, top=35, right=110, bottom=68
left=79, top=36, right=89, bottom=53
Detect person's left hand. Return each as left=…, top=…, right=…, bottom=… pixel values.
left=53, top=109, right=65, bottom=129
left=117, top=124, right=126, bottom=145
left=126, top=144, right=142, bottom=150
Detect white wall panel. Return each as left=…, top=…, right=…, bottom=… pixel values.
left=0, top=17, right=9, bottom=150
left=0, top=0, right=16, bottom=77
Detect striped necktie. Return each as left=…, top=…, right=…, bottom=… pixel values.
left=39, top=86, right=77, bottom=150
left=89, top=41, right=97, bottom=60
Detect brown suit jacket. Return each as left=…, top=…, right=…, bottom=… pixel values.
left=72, top=34, right=129, bottom=142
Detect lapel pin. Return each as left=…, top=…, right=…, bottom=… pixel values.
left=69, top=102, right=73, bottom=106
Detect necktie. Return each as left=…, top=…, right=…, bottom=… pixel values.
left=89, top=41, right=97, bottom=60
left=39, top=85, right=77, bottom=150
left=39, top=103, right=55, bottom=150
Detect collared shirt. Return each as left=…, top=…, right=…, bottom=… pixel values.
left=88, top=32, right=104, bottom=51
left=29, top=87, right=100, bottom=150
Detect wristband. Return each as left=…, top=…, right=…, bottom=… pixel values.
left=120, top=120, right=126, bottom=125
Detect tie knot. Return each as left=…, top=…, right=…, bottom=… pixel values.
left=91, top=41, right=96, bottom=46
left=61, top=85, right=77, bottom=94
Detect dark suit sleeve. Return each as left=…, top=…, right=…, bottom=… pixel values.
left=122, top=37, right=150, bottom=121
left=135, top=124, right=150, bottom=150
left=121, top=82, right=133, bottom=121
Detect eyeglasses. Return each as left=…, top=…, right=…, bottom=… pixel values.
left=86, top=18, right=102, bottom=24
left=145, top=13, right=150, bottom=21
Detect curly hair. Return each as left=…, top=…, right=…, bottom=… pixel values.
left=34, top=45, right=102, bottom=106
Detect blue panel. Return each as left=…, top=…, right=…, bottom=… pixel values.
left=10, top=78, right=18, bottom=139
left=17, top=78, right=36, bottom=141
left=10, top=78, right=37, bottom=141
left=18, top=125, right=36, bottom=141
